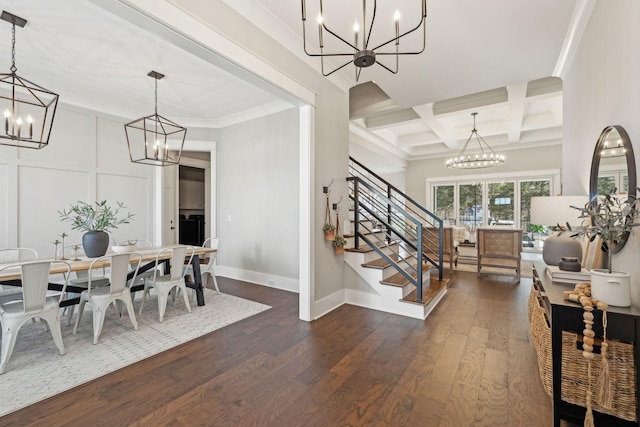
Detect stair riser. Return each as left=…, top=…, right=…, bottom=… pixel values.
left=362, top=244, right=399, bottom=263
left=345, top=231, right=388, bottom=248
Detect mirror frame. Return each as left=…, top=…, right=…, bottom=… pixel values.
left=589, top=124, right=636, bottom=253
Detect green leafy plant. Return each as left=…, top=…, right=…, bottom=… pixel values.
left=332, top=236, right=347, bottom=247
left=59, top=200, right=134, bottom=233
left=566, top=189, right=640, bottom=273
left=529, top=224, right=547, bottom=234
left=323, top=223, right=336, bottom=231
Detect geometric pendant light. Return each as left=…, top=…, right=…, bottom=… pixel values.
left=124, top=71, right=186, bottom=166
left=0, top=11, right=59, bottom=149
left=446, top=112, right=505, bottom=169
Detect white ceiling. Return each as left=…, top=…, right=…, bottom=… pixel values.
left=0, top=0, right=591, bottom=168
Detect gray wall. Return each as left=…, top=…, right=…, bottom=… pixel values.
left=562, top=0, right=640, bottom=306
left=217, top=108, right=300, bottom=285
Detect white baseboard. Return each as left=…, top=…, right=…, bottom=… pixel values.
left=312, top=289, right=346, bottom=320
left=216, top=265, right=299, bottom=293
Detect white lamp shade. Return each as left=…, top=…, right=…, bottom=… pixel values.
left=530, top=196, right=588, bottom=228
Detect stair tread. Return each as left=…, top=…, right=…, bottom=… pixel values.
left=344, top=240, right=399, bottom=253
left=361, top=253, right=402, bottom=269
left=344, top=229, right=386, bottom=238
left=401, top=275, right=449, bottom=306
left=380, top=262, right=431, bottom=287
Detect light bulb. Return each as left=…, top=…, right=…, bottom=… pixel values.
left=317, top=12, right=323, bottom=25
left=394, top=9, right=400, bottom=21
left=353, top=20, right=359, bottom=32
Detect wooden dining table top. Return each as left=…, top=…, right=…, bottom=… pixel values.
left=0, top=245, right=216, bottom=282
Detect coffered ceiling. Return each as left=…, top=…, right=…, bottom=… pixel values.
left=0, top=0, right=593, bottom=167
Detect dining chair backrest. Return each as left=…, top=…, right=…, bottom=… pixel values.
left=87, top=253, right=142, bottom=294
left=0, top=260, right=70, bottom=312
left=202, top=238, right=221, bottom=268
left=154, top=246, right=194, bottom=281
left=0, top=248, right=38, bottom=263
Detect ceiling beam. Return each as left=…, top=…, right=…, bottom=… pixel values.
left=413, top=104, right=458, bottom=150
left=364, top=108, right=420, bottom=130
left=507, top=82, right=527, bottom=143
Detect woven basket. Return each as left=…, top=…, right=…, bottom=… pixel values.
left=528, top=285, right=637, bottom=421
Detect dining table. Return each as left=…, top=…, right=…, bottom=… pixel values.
left=0, top=245, right=217, bottom=307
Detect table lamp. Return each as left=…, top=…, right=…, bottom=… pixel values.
left=530, top=195, right=588, bottom=266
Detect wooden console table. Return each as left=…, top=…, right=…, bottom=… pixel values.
left=533, top=262, right=640, bottom=426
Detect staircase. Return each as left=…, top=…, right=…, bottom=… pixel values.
left=342, top=157, right=449, bottom=320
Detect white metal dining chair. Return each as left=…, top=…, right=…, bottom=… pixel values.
left=139, top=246, right=194, bottom=323
left=73, top=253, right=142, bottom=344
left=0, top=248, right=39, bottom=303
left=185, top=238, right=221, bottom=296
left=56, top=244, right=109, bottom=325
left=0, top=260, right=71, bottom=374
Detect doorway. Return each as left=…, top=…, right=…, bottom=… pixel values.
left=179, top=165, right=206, bottom=246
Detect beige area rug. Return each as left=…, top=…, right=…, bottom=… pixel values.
left=455, top=259, right=534, bottom=278
left=0, top=289, right=271, bottom=416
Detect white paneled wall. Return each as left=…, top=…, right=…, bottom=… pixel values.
left=0, top=104, right=154, bottom=257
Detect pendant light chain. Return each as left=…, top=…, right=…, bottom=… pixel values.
left=10, top=21, right=16, bottom=73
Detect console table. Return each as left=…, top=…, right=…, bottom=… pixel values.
left=533, top=262, right=640, bottom=426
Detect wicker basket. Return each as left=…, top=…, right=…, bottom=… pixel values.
left=528, top=284, right=637, bottom=421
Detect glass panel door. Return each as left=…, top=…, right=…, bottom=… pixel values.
left=488, top=182, right=515, bottom=226
left=520, top=179, right=551, bottom=247
left=458, top=183, right=484, bottom=229
left=433, top=185, right=455, bottom=224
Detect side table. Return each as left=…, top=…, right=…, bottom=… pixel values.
left=533, top=262, right=640, bottom=426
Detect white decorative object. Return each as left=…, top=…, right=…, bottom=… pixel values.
left=112, top=244, right=137, bottom=253
left=590, top=269, right=631, bottom=307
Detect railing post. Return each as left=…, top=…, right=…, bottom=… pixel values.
left=387, top=185, right=392, bottom=244
left=438, top=223, right=444, bottom=282
left=354, top=179, right=360, bottom=249
left=416, top=222, right=424, bottom=303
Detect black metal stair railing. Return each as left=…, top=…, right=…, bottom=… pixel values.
left=347, top=157, right=444, bottom=295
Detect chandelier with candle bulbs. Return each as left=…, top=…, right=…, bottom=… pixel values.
left=0, top=11, right=59, bottom=149
left=446, top=113, right=505, bottom=169
left=300, top=0, right=427, bottom=81
left=124, top=71, right=186, bottom=167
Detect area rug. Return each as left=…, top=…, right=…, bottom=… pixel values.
left=0, top=289, right=271, bottom=416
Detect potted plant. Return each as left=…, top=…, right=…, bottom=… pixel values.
left=567, top=190, right=640, bottom=306
left=323, top=223, right=336, bottom=241
left=332, top=236, right=347, bottom=255
left=529, top=224, right=547, bottom=249
left=59, top=200, right=134, bottom=258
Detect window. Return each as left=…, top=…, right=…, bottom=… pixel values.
left=520, top=179, right=551, bottom=232
left=458, top=183, right=483, bottom=227
left=433, top=185, right=454, bottom=223
left=428, top=176, right=554, bottom=230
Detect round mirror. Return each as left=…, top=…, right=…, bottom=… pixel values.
left=589, top=125, right=636, bottom=253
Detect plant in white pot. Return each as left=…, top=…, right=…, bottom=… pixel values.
left=567, top=190, right=640, bottom=306
left=59, top=200, right=134, bottom=258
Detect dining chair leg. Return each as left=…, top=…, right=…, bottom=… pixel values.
left=121, top=295, right=138, bottom=331
left=0, top=319, right=19, bottom=375
left=180, top=284, right=192, bottom=314
left=42, top=311, right=66, bottom=355
left=72, top=299, right=87, bottom=336
left=157, top=289, right=168, bottom=323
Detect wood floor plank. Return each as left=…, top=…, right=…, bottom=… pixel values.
left=0, top=275, right=567, bottom=426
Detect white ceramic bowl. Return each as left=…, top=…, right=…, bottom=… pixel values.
left=112, top=244, right=137, bottom=253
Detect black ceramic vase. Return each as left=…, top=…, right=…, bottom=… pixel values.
left=82, top=230, right=109, bottom=258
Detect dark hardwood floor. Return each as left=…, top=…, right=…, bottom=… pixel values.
left=2, top=271, right=573, bottom=426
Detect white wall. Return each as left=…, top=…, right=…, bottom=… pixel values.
left=216, top=107, right=300, bottom=291
left=562, top=0, right=640, bottom=306
left=0, top=103, right=154, bottom=257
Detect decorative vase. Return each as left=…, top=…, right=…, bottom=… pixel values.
left=82, top=230, right=110, bottom=258
left=325, top=229, right=335, bottom=241
left=334, top=245, right=344, bottom=255
left=558, top=256, right=581, bottom=272
left=590, top=269, right=631, bottom=307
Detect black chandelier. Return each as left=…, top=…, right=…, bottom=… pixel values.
left=446, top=113, right=505, bottom=169
left=300, top=0, right=427, bottom=81
left=0, top=11, right=59, bottom=149
left=124, top=71, right=186, bottom=167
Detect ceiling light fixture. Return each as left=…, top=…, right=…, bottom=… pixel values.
left=0, top=11, right=59, bottom=149
left=446, top=112, right=505, bottom=169
left=124, top=71, right=186, bottom=166
left=300, top=0, right=427, bottom=81
left=600, top=137, right=626, bottom=158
